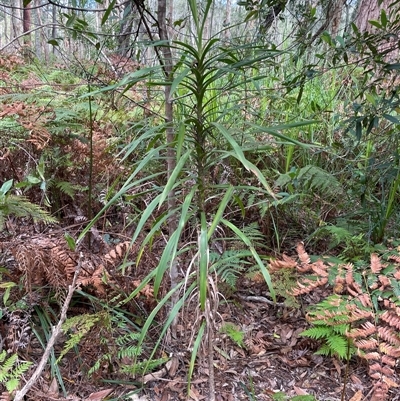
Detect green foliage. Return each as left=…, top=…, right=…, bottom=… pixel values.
left=58, top=313, right=102, bottom=363
left=220, top=322, right=245, bottom=348
left=276, top=165, right=342, bottom=199
left=270, top=267, right=300, bottom=308
left=300, top=295, right=356, bottom=360
left=0, top=350, right=32, bottom=393
left=210, top=249, right=250, bottom=289
left=0, top=179, right=57, bottom=230
left=309, top=224, right=371, bottom=260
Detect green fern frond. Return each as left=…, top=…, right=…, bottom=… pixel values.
left=300, top=326, right=333, bottom=340
left=120, top=357, right=167, bottom=376
left=0, top=195, right=57, bottom=229
left=0, top=350, right=32, bottom=392
left=58, top=313, right=101, bottom=363
left=220, top=322, right=245, bottom=347
left=210, top=250, right=251, bottom=289
left=325, top=334, right=349, bottom=358
left=297, top=165, right=342, bottom=196
left=56, top=181, right=77, bottom=198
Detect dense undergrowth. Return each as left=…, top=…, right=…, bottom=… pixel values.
left=1, top=2, right=400, bottom=400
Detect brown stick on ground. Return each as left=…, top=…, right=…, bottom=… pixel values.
left=14, top=253, right=83, bottom=401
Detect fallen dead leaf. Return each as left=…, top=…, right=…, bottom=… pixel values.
left=293, top=386, right=309, bottom=395
left=47, top=376, right=59, bottom=397
left=189, top=386, right=206, bottom=401
left=86, top=388, right=114, bottom=400
left=348, top=390, right=363, bottom=401
left=332, top=359, right=342, bottom=376
left=350, top=374, right=362, bottom=385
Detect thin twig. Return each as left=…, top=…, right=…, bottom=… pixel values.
left=14, top=254, right=83, bottom=401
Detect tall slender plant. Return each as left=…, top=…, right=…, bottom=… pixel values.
left=77, top=1, right=315, bottom=396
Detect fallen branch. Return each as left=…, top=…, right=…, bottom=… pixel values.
left=14, top=253, right=83, bottom=401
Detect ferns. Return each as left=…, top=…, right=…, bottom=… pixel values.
left=275, top=165, right=342, bottom=198
left=300, top=295, right=356, bottom=359
left=58, top=313, right=102, bottom=363
left=210, top=249, right=250, bottom=289
left=0, top=179, right=57, bottom=230
left=272, top=244, right=400, bottom=400
left=0, top=351, right=32, bottom=393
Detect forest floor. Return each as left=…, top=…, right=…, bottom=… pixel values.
left=1, top=220, right=400, bottom=401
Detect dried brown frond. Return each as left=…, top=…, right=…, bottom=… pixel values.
left=362, top=352, right=381, bottom=360
left=355, top=338, right=378, bottom=350
left=310, top=260, right=329, bottom=277
left=290, top=277, right=328, bottom=296
left=354, top=293, right=372, bottom=308
left=268, top=254, right=297, bottom=271
left=347, top=321, right=376, bottom=338
left=379, top=342, right=400, bottom=358
left=349, top=308, right=374, bottom=321
left=296, top=242, right=310, bottom=265
left=370, top=381, right=389, bottom=401
left=388, top=254, right=400, bottom=264
left=378, top=275, right=390, bottom=289
left=382, top=376, right=399, bottom=388
left=377, top=326, right=400, bottom=347
left=333, top=266, right=346, bottom=293
left=381, top=311, right=400, bottom=330
left=370, top=253, right=384, bottom=273
left=369, top=363, right=394, bottom=379
left=104, top=241, right=131, bottom=266
left=381, top=355, right=396, bottom=367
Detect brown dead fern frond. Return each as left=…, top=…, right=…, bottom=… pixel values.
left=370, top=381, right=390, bottom=401
left=310, top=259, right=329, bottom=277
left=296, top=242, right=311, bottom=266
left=268, top=254, right=297, bottom=271
left=290, top=277, right=328, bottom=296
left=371, top=253, right=384, bottom=273
left=381, top=311, right=400, bottom=330
left=347, top=321, right=376, bottom=338
left=355, top=338, right=378, bottom=350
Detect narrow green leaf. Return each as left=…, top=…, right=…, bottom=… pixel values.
left=64, top=233, right=76, bottom=251
left=170, top=67, right=191, bottom=99
left=383, top=113, right=400, bottom=124
left=0, top=179, right=13, bottom=195
left=153, top=188, right=195, bottom=295
left=188, top=321, right=205, bottom=392
left=381, top=9, right=388, bottom=28
left=158, top=151, right=191, bottom=208
left=221, top=219, right=275, bottom=301
left=47, top=39, right=59, bottom=46
left=101, top=0, right=117, bottom=25
left=207, top=186, right=234, bottom=240
left=213, top=123, right=276, bottom=199
left=368, top=20, right=382, bottom=29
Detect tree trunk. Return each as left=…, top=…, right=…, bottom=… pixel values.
left=353, top=0, right=399, bottom=60
left=223, top=0, right=232, bottom=40
left=23, top=2, right=32, bottom=45
left=328, top=0, right=346, bottom=36
left=117, top=0, right=136, bottom=56
left=353, top=0, right=391, bottom=32
left=52, top=2, right=57, bottom=55
left=11, top=0, right=21, bottom=41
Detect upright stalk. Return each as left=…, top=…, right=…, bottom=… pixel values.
left=158, top=0, right=179, bottom=336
